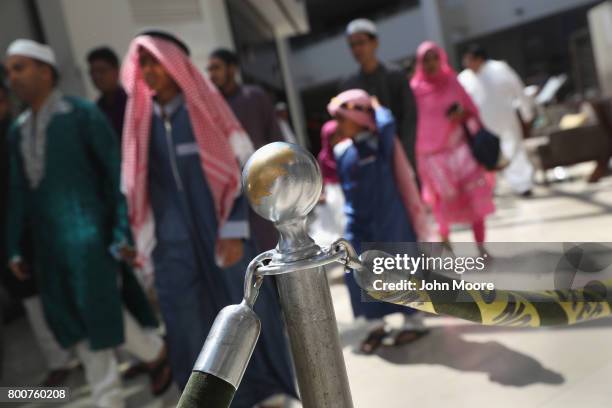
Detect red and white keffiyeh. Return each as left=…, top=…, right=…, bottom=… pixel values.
left=121, top=35, right=251, bottom=278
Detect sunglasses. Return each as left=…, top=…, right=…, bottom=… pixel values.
left=338, top=101, right=374, bottom=113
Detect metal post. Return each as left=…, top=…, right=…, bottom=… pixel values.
left=243, top=142, right=354, bottom=407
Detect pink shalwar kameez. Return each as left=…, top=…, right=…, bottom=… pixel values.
left=410, top=42, right=494, bottom=242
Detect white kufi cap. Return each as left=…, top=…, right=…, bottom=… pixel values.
left=346, top=19, right=377, bottom=37
left=7, top=39, right=57, bottom=68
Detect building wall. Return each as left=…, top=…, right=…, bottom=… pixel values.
left=589, top=1, right=612, bottom=96
left=0, top=0, right=38, bottom=57
left=49, top=0, right=132, bottom=97
left=1, top=0, right=235, bottom=99
left=291, top=7, right=427, bottom=90
left=441, top=0, right=599, bottom=42
left=290, top=0, right=602, bottom=90
left=57, top=0, right=234, bottom=99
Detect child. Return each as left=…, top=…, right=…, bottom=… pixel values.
left=328, top=89, right=430, bottom=354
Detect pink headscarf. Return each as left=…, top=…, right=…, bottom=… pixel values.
left=317, top=120, right=340, bottom=185
left=410, top=41, right=457, bottom=95
left=121, top=34, right=249, bottom=274
left=410, top=41, right=480, bottom=154
left=327, top=89, right=375, bottom=131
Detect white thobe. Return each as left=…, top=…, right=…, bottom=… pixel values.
left=76, top=310, right=164, bottom=408
left=24, top=296, right=164, bottom=407
left=459, top=60, right=535, bottom=193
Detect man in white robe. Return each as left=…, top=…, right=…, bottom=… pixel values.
left=459, top=45, right=535, bottom=196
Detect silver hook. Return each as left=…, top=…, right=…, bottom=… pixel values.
left=331, top=238, right=363, bottom=271
left=243, top=250, right=275, bottom=308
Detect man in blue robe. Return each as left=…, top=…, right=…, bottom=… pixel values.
left=122, top=31, right=296, bottom=407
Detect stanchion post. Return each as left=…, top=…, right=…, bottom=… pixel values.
left=243, top=142, right=354, bottom=407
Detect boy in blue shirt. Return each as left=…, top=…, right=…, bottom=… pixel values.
left=329, top=89, right=429, bottom=354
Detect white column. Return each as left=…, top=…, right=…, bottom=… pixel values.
left=56, top=0, right=134, bottom=99
left=421, top=0, right=447, bottom=49
left=35, top=0, right=88, bottom=97
left=589, top=1, right=612, bottom=97
left=275, top=35, right=309, bottom=148
left=198, top=0, right=234, bottom=50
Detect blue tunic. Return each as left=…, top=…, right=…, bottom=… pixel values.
left=335, top=107, right=417, bottom=319
left=147, top=94, right=296, bottom=405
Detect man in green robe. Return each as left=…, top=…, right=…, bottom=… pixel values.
left=5, top=39, right=169, bottom=408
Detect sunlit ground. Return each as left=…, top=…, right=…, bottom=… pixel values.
left=3, top=163, right=612, bottom=407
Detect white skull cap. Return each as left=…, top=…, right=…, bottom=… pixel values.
left=7, top=39, right=57, bottom=68
left=346, top=18, right=377, bottom=37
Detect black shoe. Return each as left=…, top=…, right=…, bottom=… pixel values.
left=40, top=369, right=71, bottom=387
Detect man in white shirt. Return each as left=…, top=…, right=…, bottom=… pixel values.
left=459, top=45, right=535, bottom=196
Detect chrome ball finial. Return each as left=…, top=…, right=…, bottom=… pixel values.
left=242, top=142, right=322, bottom=224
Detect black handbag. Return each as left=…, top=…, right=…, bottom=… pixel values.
left=462, top=123, right=504, bottom=170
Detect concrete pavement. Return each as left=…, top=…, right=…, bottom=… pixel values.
left=2, top=163, right=612, bottom=407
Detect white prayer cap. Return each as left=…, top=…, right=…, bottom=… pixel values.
left=346, top=18, right=377, bottom=37
left=6, top=39, right=57, bottom=68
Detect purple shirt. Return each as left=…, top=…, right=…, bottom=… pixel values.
left=97, top=87, right=127, bottom=139
left=224, top=84, right=282, bottom=251
left=224, top=85, right=282, bottom=149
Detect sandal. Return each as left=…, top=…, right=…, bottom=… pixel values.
left=148, top=346, right=173, bottom=396
left=149, top=359, right=172, bottom=396
left=359, top=327, right=390, bottom=355
left=122, top=361, right=148, bottom=380
left=391, top=328, right=429, bottom=347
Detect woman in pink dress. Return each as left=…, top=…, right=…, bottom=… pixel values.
left=410, top=41, right=494, bottom=254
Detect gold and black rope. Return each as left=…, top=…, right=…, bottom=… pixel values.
left=353, top=257, right=612, bottom=327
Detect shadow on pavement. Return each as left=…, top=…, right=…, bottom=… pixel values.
left=342, top=324, right=565, bottom=388
left=378, top=327, right=564, bottom=387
